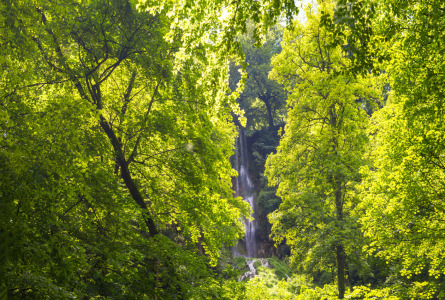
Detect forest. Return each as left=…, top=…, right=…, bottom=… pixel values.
left=1, top=0, right=444, bottom=299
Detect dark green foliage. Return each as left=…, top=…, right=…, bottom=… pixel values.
left=267, top=256, right=292, bottom=280
left=233, top=257, right=249, bottom=272
left=257, top=189, right=280, bottom=239
left=231, top=24, right=287, bottom=131
left=347, top=253, right=390, bottom=288
left=257, top=189, right=280, bottom=217
left=248, top=125, right=284, bottom=175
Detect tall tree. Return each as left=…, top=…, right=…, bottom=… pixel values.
left=0, top=0, right=300, bottom=297
left=357, top=0, right=445, bottom=296
left=265, top=2, right=377, bottom=298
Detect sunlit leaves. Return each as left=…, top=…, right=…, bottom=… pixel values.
left=265, top=2, right=378, bottom=296
left=0, top=0, right=262, bottom=297
left=356, top=0, right=445, bottom=296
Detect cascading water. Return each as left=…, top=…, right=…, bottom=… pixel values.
left=234, top=128, right=258, bottom=258
left=238, top=258, right=270, bottom=281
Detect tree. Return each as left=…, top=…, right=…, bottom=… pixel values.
left=265, top=2, right=378, bottom=298
left=357, top=0, right=445, bottom=297
left=235, top=24, right=287, bottom=130
left=0, top=0, right=300, bottom=297
left=0, top=0, right=305, bottom=297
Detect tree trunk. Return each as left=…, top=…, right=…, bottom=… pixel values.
left=329, top=103, right=347, bottom=299
left=263, top=99, right=274, bottom=129
left=99, top=115, right=159, bottom=237
left=336, top=244, right=346, bottom=299
left=335, top=181, right=346, bottom=299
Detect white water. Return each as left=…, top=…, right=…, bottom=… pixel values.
left=238, top=258, right=270, bottom=281
left=234, top=128, right=258, bottom=258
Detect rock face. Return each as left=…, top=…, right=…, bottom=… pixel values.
left=238, top=258, right=270, bottom=281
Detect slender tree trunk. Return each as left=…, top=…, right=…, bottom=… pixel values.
left=329, top=104, right=347, bottom=299
left=335, top=181, right=346, bottom=299
left=99, top=115, right=159, bottom=237
left=336, top=244, right=347, bottom=299
left=37, top=5, right=159, bottom=237
left=263, top=98, right=274, bottom=129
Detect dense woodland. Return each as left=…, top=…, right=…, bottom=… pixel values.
left=1, top=0, right=445, bottom=299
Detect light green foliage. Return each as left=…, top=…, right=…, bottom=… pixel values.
left=244, top=267, right=338, bottom=300
left=356, top=0, right=445, bottom=297
left=0, top=0, right=300, bottom=298
left=296, top=284, right=338, bottom=300
left=321, top=0, right=379, bottom=76
left=265, top=1, right=378, bottom=297
left=346, top=285, right=399, bottom=299
left=245, top=268, right=294, bottom=299
left=3, top=0, right=445, bottom=297
left=243, top=269, right=404, bottom=300
left=139, top=0, right=298, bottom=52
left=242, top=267, right=401, bottom=300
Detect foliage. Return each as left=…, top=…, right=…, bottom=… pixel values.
left=249, top=126, right=283, bottom=175
left=265, top=1, right=378, bottom=297
left=268, top=256, right=292, bottom=280
left=2, top=0, right=445, bottom=297
left=257, top=188, right=281, bottom=241
left=257, top=189, right=281, bottom=215
left=244, top=266, right=294, bottom=299
left=346, top=285, right=399, bottom=299
left=0, top=0, right=300, bottom=298
left=354, top=0, right=445, bottom=298
left=244, top=267, right=339, bottom=300
left=232, top=24, right=287, bottom=130
left=359, top=98, right=445, bottom=298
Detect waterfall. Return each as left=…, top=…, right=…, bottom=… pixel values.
left=238, top=258, right=270, bottom=281
left=234, top=128, right=258, bottom=258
